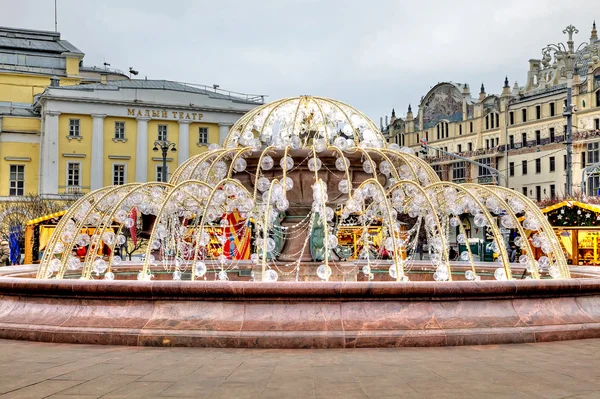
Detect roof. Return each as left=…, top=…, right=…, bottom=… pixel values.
left=58, top=79, right=266, bottom=105
left=26, top=210, right=66, bottom=226
left=0, top=102, right=38, bottom=117
left=540, top=200, right=600, bottom=215
left=0, top=26, right=82, bottom=55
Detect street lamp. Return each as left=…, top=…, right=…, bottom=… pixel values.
left=542, top=25, right=590, bottom=197
left=152, top=140, right=177, bottom=182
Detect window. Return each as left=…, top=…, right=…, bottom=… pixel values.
left=433, top=165, right=442, bottom=179
left=158, top=125, right=168, bottom=141
left=69, top=119, right=80, bottom=137
left=535, top=130, right=541, bottom=145
left=588, top=175, right=600, bottom=196
left=588, top=142, right=600, bottom=168
left=485, top=139, right=490, bottom=149
left=596, top=90, right=600, bottom=107
left=478, top=158, right=491, bottom=177
left=114, top=122, right=125, bottom=139
left=113, top=164, right=125, bottom=186
left=550, top=184, right=556, bottom=199
left=469, top=122, right=473, bottom=133
left=522, top=109, right=527, bottom=122
left=485, top=116, right=489, bottom=130
left=535, top=158, right=541, bottom=173
left=9, top=165, right=24, bottom=196
left=495, top=137, right=499, bottom=146
left=595, top=118, right=600, bottom=130
left=536, top=186, right=541, bottom=202
left=582, top=152, right=586, bottom=169
left=459, top=125, right=462, bottom=135
left=452, top=162, right=466, bottom=181
left=156, top=165, right=169, bottom=182
left=522, top=187, right=528, bottom=196
left=199, top=127, right=209, bottom=145
left=550, top=128, right=555, bottom=143
left=564, top=154, right=567, bottom=170
left=522, top=161, right=528, bottom=175
left=67, top=162, right=80, bottom=187
left=509, top=135, right=514, bottom=149
left=468, top=143, right=472, bottom=152
left=536, top=105, right=541, bottom=120
left=509, top=162, right=515, bottom=177
left=521, top=132, right=527, bottom=146
left=437, top=124, right=440, bottom=140
left=550, top=156, right=555, bottom=172
left=550, top=102, right=555, bottom=117
left=425, top=132, right=429, bottom=141
left=457, top=144, right=462, bottom=153
left=509, top=112, right=514, bottom=125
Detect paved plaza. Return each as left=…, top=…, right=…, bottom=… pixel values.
left=0, top=339, right=600, bottom=398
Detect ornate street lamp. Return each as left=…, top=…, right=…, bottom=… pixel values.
left=152, top=140, right=177, bottom=182
left=542, top=25, right=591, bottom=196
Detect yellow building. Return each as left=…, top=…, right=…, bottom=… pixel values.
left=383, top=22, right=600, bottom=201
left=0, top=26, right=264, bottom=202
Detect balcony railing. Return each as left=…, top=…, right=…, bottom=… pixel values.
left=573, top=129, right=600, bottom=141
left=426, top=147, right=500, bottom=163
left=59, top=186, right=89, bottom=196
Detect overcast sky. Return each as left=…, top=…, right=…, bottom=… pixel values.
left=3, top=0, right=600, bottom=123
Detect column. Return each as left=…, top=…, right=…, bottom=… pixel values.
left=218, top=122, right=233, bottom=146
left=135, top=117, right=150, bottom=182
left=178, top=120, right=190, bottom=166
left=40, top=111, right=61, bottom=196
left=90, top=114, right=106, bottom=190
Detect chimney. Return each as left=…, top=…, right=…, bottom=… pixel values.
left=380, top=117, right=383, bottom=129
left=385, top=115, right=388, bottom=126
left=50, top=76, right=60, bottom=87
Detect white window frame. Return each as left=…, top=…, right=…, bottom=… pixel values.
left=65, top=161, right=82, bottom=190
left=158, top=124, right=168, bottom=141
left=114, top=121, right=125, bottom=140
left=198, top=127, right=209, bottom=145
left=69, top=119, right=80, bottom=137
left=112, top=163, right=126, bottom=186
left=9, top=164, right=25, bottom=196
left=156, top=164, right=169, bottom=182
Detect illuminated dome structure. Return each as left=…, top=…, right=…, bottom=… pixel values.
left=37, top=96, right=569, bottom=282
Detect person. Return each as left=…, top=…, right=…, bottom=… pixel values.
left=0, top=238, right=10, bottom=266
left=508, top=243, right=517, bottom=263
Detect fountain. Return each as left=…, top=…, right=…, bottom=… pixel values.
left=1, top=96, right=600, bottom=348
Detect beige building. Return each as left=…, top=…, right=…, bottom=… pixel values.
left=384, top=22, right=600, bottom=202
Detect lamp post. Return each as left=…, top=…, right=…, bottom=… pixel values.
left=152, top=140, right=177, bottom=182
left=543, top=25, right=589, bottom=197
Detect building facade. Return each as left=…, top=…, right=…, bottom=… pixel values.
left=383, top=23, right=600, bottom=202
left=0, top=27, right=264, bottom=201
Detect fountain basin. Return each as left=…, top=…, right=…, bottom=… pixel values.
left=2, top=267, right=600, bottom=348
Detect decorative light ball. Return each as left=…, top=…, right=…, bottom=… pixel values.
left=379, top=161, right=391, bottom=175
left=284, top=177, right=293, bottom=191
left=212, top=190, right=227, bottom=205
left=54, top=241, right=65, bottom=254
left=257, top=177, right=270, bottom=192
left=491, top=241, right=500, bottom=254
left=519, top=255, right=529, bottom=264
left=233, top=158, right=247, bottom=172
left=494, top=268, right=507, bottom=281
left=460, top=251, right=470, bottom=261
left=122, top=217, right=134, bottom=229
left=362, top=265, right=371, bottom=275
left=548, top=266, right=560, bottom=278
left=173, top=270, right=182, bottom=281
left=61, top=231, right=74, bottom=244
left=465, top=270, right=475, bottom=280
left=76, top=233, right=91, bottom=247
left=384, top=237, right=395, bottom=252
left=276, top=198, right=289, bottom=212
left=314, top=138, right=327, bottom=152
left=325, top=207, right=334, bottom=221
left=538, top=256, right=550, bottom=268
left=335, top=157, right=348, bottom=171
left=114, top=209, right=128, bottom=223
left=338, top=179, right=350, bottom=194
left=345, top=139, right=355, bottom=149
left=49, top=258, right=62, bottom=272
left=362, top=160, right=373, bottom=174
left=280, top=156, right=294, bottom=170
left=308, top=158, right=322, bottom=172
left=449, top=217, right=460, bottom=227
left=111, top=255, right=122, bottom=266
left=261, top=155, right=274, bottom=170
left=194, top=261, right=207, bottom=277
left=102, top=232, right=116, bottom=245
left=290, top=135, right=302, bottom=150
left=66, top=256, right=81, bottom=270
left=265, top=269, right=279, bottom=282
left=500, top=215, right=514, bottom=229
left=474, top=214, right=487, bottom=227
left=328, top=234, right=338, bottom=248
left=334, top=137, right=347, bottom=149
left=266, top=238, right=276, bottom=252
left=541, top=242, right=552, bottom=255
left=389, top=143, right=401, bottom=151
left=151, top=240, right=161, bottom=250
left=389, top=264, right=402, bottom=279
left=104, top=272, right=115, bottom=280
left=317, top=264, right=332, bottom=280
left=218, top=254, right=227, bottom=264
left=218, top=270, right=228, bottom=280
left=92, top=258, right=108, bottom=275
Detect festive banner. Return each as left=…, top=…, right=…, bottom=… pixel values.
left=223, top=211, right=251, bottom=260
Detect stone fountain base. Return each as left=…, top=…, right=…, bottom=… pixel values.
left=2, top=266, right=600, bottom=348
